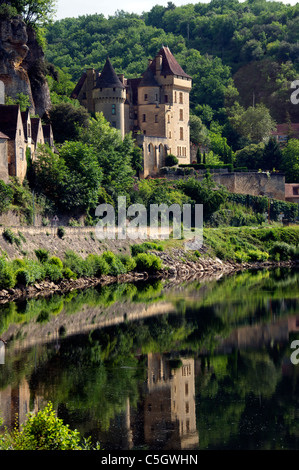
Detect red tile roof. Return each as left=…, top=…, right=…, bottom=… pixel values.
left=272, top=123, right=299, bottom=137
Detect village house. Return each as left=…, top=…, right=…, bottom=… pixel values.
left=72, top=46, right=192, bottom=178
left=272, top=123, right=299, bottom=145
left=0, top=104, right=27, bottom=182
left=0, top=130, right=9, bottom=183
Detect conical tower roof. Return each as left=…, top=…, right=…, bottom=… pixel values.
left=95, top=57, right=125, bottom=89
left=149, top=46, right=191, bottom=79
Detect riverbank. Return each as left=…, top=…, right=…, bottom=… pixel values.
left=0, top=225, right=298, bottom=304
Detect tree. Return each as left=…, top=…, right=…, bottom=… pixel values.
left=229, top=104, right=276, bottom=144
left=189, top=114, right=209, bottom=146
left=48, top=102, right=90, bottom=143
left=262, top=137, right=283, bottom=170
left=282, top=139, right=299, bottom=183
left=2, top=0, right=57, bottom=26
left=79, top=113, right=135, bottom=199
left=235, top=143, right=265, bottom=170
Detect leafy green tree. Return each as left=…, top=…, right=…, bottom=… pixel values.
left=262, top=137, right=283, bottom=170
left=282, top=139, right=299, bottom=183
left=235, top=142, right=265, bottom=170
left=79, top=113, right=135, bottom=198
left=189, top=114, right=209, bottom=146
left=2, top=0, right=57, bottom=26
left=48, top=102, right=90, bottom=143
left=229, top=104, right=276, bottom=144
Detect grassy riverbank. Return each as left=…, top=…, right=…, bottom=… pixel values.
left=0, top=226, right=298, bottom=297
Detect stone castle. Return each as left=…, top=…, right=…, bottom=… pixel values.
left=71, top=46, right=192, bottom=177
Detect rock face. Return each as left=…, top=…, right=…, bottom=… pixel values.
left=0, top=14, right=51, bottom=117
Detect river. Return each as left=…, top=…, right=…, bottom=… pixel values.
left=0, top=266, right=299, bottom=450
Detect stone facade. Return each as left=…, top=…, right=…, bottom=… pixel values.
left=72, top=47, right=192, bottom=178
left=0, top=131, right=9, bottom=183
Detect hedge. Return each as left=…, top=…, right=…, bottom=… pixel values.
left=227, top=193, right=298, bottom=221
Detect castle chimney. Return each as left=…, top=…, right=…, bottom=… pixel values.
left=156, top=55, right=162, bottom=73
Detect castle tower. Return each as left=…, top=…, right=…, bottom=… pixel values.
left=92, top=58, right=126, bottom=138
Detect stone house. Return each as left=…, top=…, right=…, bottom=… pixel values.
left=72, top=46, right=192, bottom=178
left=30, top=117, right=44, bottom=155
left=0, top=104, right=27, bottom=182
left=0, top=130, right=9, bottom=183
left=271, top=123, right=299, bottom=145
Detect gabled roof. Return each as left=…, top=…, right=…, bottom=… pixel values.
left=71, top=71, right=87, bottom=99
left=0, top=131, right=9, bottom=139
left=0, top=105, right=20, bottom=140
left=272, top=123, right=299, bottom=137
left=139, top=66, right=160, bottom=88
left=21, top=109, right=31, bottom=140
left=149, top=46, right=191, bottom=79
left=30, top=117, right=42, bottom=143
left=95, top=58, right=125, bottom=89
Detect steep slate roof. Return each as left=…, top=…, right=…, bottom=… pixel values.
left=95, top=58, right=125, bottom=89
left=71, top=71, right=87, bottom=99
left=139, top=66, right=160, bottom=87
left=0, top=105, right=20, bottom=140
left=30, top=117, right=42, bottom=144
left=149, top=46, right=191, bottom=79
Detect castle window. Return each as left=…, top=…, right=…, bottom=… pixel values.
left=113, top=87, right=116, bottom=92
left=155, top=115, right=158, bottom=123
left=155, top=93, right=158, bottom=101
left=180, top=127, right=184, bottom=140
left=167, top=114, right=170, bottom=124
left=179, top=92, right=183, bottom=104
left=174, top=91, right=177, bottom=103
left=82, top=92, right=86, bottom=99
left=19, top=148, right=24, bottom=161
left=144, top=94, right=148, bottom=101
left=142, top=114, right=146, bottom=122
left=179, top=109, right=183, bottom=121
left=169, top=131, right=172, bottom=139
left=112, top=121, right=116, bottom=128
left=112, top=104, right=116, bottom=115
left=164, top=95, right=168, bottom=103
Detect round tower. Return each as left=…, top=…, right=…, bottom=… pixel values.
left=92, top=58, right=126, bottom=138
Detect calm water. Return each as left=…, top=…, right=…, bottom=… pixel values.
left=1, top=267, right=299, bottom=450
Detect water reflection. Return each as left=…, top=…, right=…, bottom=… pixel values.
left=0, top=268, right=299, bottom=450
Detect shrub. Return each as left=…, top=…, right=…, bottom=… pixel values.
left=15, top=268, right=30, bottom=286
left=3, top=228, right=15, bottom=244
left=118, top=254, right=137, bottom=272
left=85, top=254, right=110, bottom=277
left=165, top=154, right=179, bottom=167
left=57, top=226, right=65, bottom=239
left=48, top=256, right=63, bottom=270
left=247, top=249, right=269, bottom=262
left=134, top=253, right=163, bottom=272
left=35, top=248, right=49, bottom=263
left=102, top=251, right=126, bottom=276
left=0, top=257, right=15, bottom=289
left=131, top=242, right=163, bottom=256
left=7, top=402, right=98, bottom=450
left=63, top=250, right=86, bottom=277
left=269, top=242, right=297, bottom=261
left=44, top=263, right=63, bottom=282
left=62, top=267, right=77, bottom=280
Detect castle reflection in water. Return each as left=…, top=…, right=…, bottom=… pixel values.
left=0, top=351, right=199, bottom=450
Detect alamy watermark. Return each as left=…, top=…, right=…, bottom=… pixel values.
left=290, top=340, right=299, bottom=365
left=290, top=80, right=299, bottom=105
left=95, top=196, right=203, bottom=250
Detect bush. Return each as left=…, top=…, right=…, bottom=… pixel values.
left=165, top=154, right=179, bottom=167
left=57, top=226, right=65, bottom=239
left=62, top=267, right=77, bottom=280
left=48, top=256, right=63, bottom=270
left=63, top=250, right=86, bottom=277
left=101, top=251, right=126, bottom=276
left=118, top=254, right=137, bottom=272
left=5, top=402, right=99, bottom=450
left=35, top=249, right=49, bottom=263
left=134, top=253, right=162, bottom=272
left=247, top=249, right=269, bottom=262
left=44, top=263, right=63, bottom=282
left=15, top=268, right=31, bottom=286
left=269, top=242, right=296, bottom=261
left=131, top=242, right=163, bottom=256
left=85, top=254, right=110, bottom=277
left=0, top=257, right=15, bottom=289
left=3, top=228, right=15, bottom=244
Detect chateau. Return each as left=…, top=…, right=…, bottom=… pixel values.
left=71, top=46, right=192, bottom=177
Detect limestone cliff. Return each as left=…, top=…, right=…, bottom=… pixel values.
left=0, top=14, right=51, bottom=117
